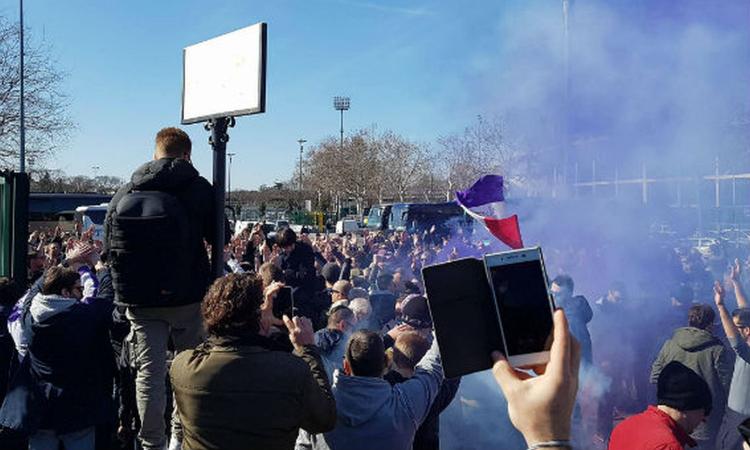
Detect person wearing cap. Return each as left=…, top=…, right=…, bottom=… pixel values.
left=609, top=361, right=713, bottom=450
left=714, top=275, right=750, bottom=450
left=382, top=295, right=432, bottom=347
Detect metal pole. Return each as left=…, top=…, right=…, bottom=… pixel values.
left=297, top=139, right=306, bottom=192
left=562, top=0, right=570, bottom=186
left=227, top=152, right=235, bottom=206
left=206, top=117, right=233, bottom=279
left=19, top=0, right=25, bottom=173
left=340, top=109, right=344, bottom=149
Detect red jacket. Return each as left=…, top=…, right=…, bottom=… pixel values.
left=609, top=406, right=696, bottom=450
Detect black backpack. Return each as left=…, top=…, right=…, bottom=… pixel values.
left=108, top=190, right=192, bottom=307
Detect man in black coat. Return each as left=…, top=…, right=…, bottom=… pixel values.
left=277, top=227, right=321, bottom=324
left=103, top=127, right=223, bottom=450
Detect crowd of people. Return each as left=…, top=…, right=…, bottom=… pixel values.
left=0, top=126, right=748, bottom=450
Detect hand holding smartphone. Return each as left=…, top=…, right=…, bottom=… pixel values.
left=484, top=247, right=555, bottom=367
left=423, top=246, right=556, bottom=377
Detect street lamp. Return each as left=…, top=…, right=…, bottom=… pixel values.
left=297, top=139, right=306, bottom=192
left=19, top=0, right=25, bottom=173
left=333, top=96, right=350, bottom=149
left=227, top=152, right=236, bottom=206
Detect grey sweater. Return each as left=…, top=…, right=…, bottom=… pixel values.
left=727, top=336, right=750, bottom=415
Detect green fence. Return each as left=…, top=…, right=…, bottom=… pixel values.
left=0, top=172, right=29, bottom=282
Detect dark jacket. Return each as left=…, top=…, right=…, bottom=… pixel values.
left=280, top=242, right=318, bottom=293
left=280, top=242, right=320, bottom=320
left=384, top=371, right=460, bottom=450
left=170, top=334, right=336, bottom=450
left=104, top=158, right=217, bottom=307
left=0, top=293, right=115, bottom=434
left=650, top=327, right=733, bottom=442
left=557, top=295, right=593, bottom=364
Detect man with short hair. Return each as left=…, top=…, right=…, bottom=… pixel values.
left=170, top=273, right=336, bottom=450
left=278, top=227, right=319, bottom=323
left=651, top=303, right=733, bottom=448
left=315, top=306, right=356, bottom=380
left=550, top=275, right=593, bottom=365
left=384, top=331, right=460, bottom=450
left=329, top=280, right=351, bottom=310
left=104, top=127, right=222, bottom=450
left=297, top=330, right=444, bottom=450
left=369, top=273, right=398, bottom=328
left=609, top=361, right=713, bottom=450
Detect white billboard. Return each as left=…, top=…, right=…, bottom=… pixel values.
left=182, top=22, right=267, bottom=124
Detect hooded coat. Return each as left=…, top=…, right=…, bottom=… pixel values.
left=650, top=326, right=733, bottom=443
left=104, top=157, right=220, bottom=307
left=296, top=337, right=444, bottom=450
left=0, top=292, right=114, bottom=434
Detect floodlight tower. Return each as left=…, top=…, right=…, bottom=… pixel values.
left=333, top=96, right=350, bottom=149
left=297, top=139, right=306, bottom=192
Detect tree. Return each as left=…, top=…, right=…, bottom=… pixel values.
left=437, top=115, right=529, bottom=197
left=374, top=130, right=431, bottom=203
left=0, top=17, right=73, bottom=169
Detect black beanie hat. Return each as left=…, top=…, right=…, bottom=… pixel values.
left=657, top=361, right=712, bottom=415
left=401, top=295, right=432, bottom=329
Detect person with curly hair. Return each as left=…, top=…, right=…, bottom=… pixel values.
left=170, top=273, right=336, bottom=450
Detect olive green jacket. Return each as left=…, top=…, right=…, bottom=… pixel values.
left=170, top=335, right=337, bottom=450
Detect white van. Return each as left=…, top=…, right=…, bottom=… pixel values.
left=335, top=219, right=360, bottom=234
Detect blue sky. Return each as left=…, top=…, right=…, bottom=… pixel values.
left=0, top=0, right=512, bottom=189
left=2, top=0, right=748, bottom=189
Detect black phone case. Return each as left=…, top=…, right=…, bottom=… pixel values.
left=422, top=258, right=504, bottom=378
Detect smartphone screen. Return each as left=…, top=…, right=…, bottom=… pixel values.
left=273, top=287, right=294, bottom=319
left=486, top=251, right=554, bottom=359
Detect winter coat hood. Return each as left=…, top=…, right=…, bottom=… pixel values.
left=331, top=371, right=392, bottom=427
left=130, top=158, right=199, bottom=192
left=672, top=327, right=721, bottom=352
left=29, top=293, right=77, bottom=323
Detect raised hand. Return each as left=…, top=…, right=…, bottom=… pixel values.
left=491, top=310, right=581, bottom=446
left=282, top=315, right=315, bottom=353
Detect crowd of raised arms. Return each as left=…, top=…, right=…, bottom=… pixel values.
left=0, top=127, right=749, bottom=450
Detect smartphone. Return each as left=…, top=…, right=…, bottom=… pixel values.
left=272, top=286, right=294, bottom=319
left=484, top=247, right=555, bottom=367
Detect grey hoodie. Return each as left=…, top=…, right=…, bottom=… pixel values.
left=297, top=336, right=443, bottom=450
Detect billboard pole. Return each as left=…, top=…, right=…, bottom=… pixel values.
left=205, top=116, right=234, bottom=278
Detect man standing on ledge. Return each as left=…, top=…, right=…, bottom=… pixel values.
left=104, top=127, right=222, bottom=450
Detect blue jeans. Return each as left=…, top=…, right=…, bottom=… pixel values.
left=29, top=427, right=95, bottom=450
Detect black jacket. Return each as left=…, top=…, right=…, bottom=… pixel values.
left=280, top=242, right=317, bottom=293
left=104, top=158, right=218, bottom=307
